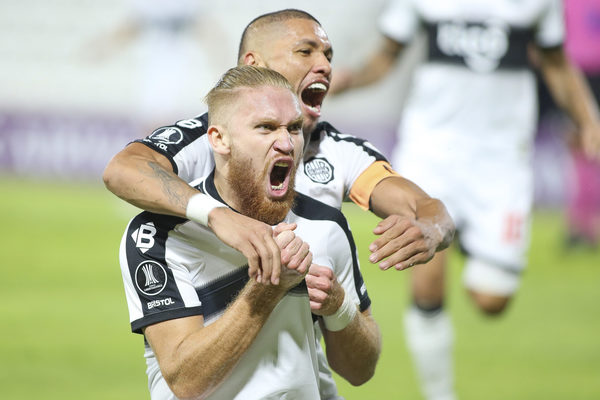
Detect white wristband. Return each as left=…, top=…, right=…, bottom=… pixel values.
left=322, top=294, right=358, bottom=332
left=186, top=193, right=226, bottom=226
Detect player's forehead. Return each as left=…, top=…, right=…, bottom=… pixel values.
left=235, top=86, right=301, bottom=123
left=266, top=18, right=331, bottom=49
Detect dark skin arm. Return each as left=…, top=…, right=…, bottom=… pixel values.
left=329, top=36, right=405, bottom=94
left=535, top=46, right=600, bottom=159
left=368, top=176, right=455, bottom=271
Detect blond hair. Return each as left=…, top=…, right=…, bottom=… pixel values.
left=204, top=65, right=293, bottom=125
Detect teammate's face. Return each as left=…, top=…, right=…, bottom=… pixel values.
left=256, top=19, right=332, bottom=139
left=225, top=86, right=304, bottom=224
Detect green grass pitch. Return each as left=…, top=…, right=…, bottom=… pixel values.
left=1, top=177, right=599, bottom=399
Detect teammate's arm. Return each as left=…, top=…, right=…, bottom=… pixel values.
left=367, top=176, right=455, bottom=271
left=103, top=142, right=284, bottom=283
left=536, top=46, right=600, bottom=159
left=307, top=264, right=381, bottom=386
left=329, top=36, right=404, bottom=95
left=144, top=276, right=301, bottom=399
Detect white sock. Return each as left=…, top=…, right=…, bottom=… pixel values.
left=404, top=306, right=456, bottom=400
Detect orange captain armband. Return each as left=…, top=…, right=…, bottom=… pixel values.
left=349, top=161, right=400, bottom=210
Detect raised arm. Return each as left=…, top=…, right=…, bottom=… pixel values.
left=103, top=143, right=284, bottom=283
left=368, top=176, right=455, bottom=271
left=329, top=36, right=405, bottom=95
left=306, top=264, right=381, bottom=386
left=535, top=46, right=600, bottom=159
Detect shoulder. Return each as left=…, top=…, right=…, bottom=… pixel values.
left=309, top=121, right=388, bottom=162
left=138, top=113, right=209, bottom=151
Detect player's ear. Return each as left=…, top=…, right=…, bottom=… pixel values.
left=207, top=125, right=231, bottom=155
left=242, top=51, right=264, bottom=67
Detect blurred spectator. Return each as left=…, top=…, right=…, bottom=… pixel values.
left=564, top=0, right=600, bottom=248
left=84, top=0, right=228, bottom=134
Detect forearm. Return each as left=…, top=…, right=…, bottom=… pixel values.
left=540, top=49, right=600, bottom=128
left=103, top=143, right=196, bottom=217
left=370, top=175, right=455, bottom=252
left=339, top=37, right=404, bottom=92
left=413, top=197, right=454, bottom=251
left=321, top=310, right=382, bottom=386
left=154, top=282, right=285, bottom=399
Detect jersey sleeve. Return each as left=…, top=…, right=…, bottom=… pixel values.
left=319, top=124, right=390, bottom=204
left=379, top=0, right=420, bottom=43
left=535, top=0, right=565, bottom=48
left=119, top=213, right=203, bottom=334
left=134, top=113, right=215, bottom=184
left=349, top=160, right=400, bottom=210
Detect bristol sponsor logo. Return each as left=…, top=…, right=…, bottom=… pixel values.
left=147, top=297, right=175, bottom=309
left=135, top=260, right=168, bottom=296
left=131, top=222, right=156, bottom=253
left=304, top=157, right=334, bottom=184
left=436, top=19, right=509, bottom=73
left=148, top=127, right=184, bottom=146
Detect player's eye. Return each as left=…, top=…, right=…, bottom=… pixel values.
left=288, top=123, right=303, bottom=134
left=257, top=123, right=275, bottom=132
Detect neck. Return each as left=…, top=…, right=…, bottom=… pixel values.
left=213, top=168, right=241, bottom=211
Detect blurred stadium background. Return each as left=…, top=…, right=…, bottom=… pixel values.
left=1, top=1, right=598, bottom=399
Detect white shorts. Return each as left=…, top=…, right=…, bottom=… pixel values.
left=393, top=139, right=533, bottom=279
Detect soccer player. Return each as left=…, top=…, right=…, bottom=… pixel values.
left=329, top=0, right=600, bottom=399
left=119, top=65, right=381, bottom=399
left=103, top=9, right=455, bottom=288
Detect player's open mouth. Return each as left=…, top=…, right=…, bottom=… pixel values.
left=301, top=82, right=328, bottom=117
left=268, top=159, right=293, bottom=198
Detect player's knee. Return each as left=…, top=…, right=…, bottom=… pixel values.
left=468, top=290, right=511, bottom=316
left=463, top=257, right=520, bottom=316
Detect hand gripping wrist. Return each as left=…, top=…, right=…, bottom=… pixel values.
left=186, top=193, right=226, bottom=226
left=322, top=294, right=358, bottom=332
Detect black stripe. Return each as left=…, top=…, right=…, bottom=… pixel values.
left=125, top=212, right=190, bottom=334
left=311, top=122, right=388, bottom=162
left=133, top=113, right=209, bottom=175
left=196, top=266, right=308, bottom=320
left=425, top=21, right=535, bottom=71
left=292, top=194, right=371, bottom=312
left=195, top=267, right=249, bottom=320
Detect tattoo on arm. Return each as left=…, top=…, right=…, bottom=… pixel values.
left=146, top=161, right=190, bottom=211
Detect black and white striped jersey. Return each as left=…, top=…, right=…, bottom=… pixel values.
left=381, top=0, right=565, bottom=161
left=135, top=112, right=389, bottom=209
left=119, top=171, right=370, bottom=399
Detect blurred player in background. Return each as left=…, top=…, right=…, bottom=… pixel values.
left=563, top=0, right=600, bottom=248
left=330, top=0, right=600, bottom=399
left=85, top=0, right=228, bottom=133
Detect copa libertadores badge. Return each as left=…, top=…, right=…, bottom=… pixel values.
left=149, top=127, right=184, bottom=145
left=135, top=261, right=168, bottom=296
left=304, top=157, right=334, bottom=184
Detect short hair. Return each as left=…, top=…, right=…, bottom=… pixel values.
left=237, top=9, right=321, bottom=63
left=204, top=65, right=294, bottom=125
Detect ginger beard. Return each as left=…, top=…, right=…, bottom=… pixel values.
left=227, top=146, right=297, bottom=226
